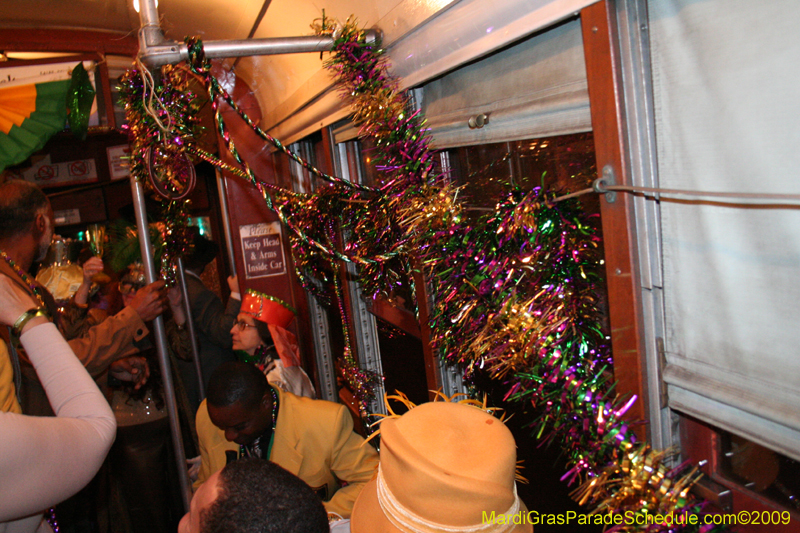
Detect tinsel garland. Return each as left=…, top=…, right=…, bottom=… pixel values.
left=323, top=20, right=723, bottom=531
left=118, top=64, right=197, bottom=283
left=119, top=18, right=728, bottom=531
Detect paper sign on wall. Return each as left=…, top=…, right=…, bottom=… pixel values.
left=239, top=222, right=287, bottom=279
left=7, top=154, right=98, bottom=188
left=107, top=145, right=131, bottom=180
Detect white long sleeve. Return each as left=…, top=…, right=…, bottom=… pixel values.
left=0, top=323, right=116, bottom=525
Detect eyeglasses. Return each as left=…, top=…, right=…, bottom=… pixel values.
left=235, top=320, right=257, bottom=330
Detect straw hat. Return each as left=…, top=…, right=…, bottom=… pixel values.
left=240, top=289, right=296, bottom=329
left=351, top=399, right=532, bottom=533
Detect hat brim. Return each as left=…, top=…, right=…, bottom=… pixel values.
left=351, top=478, right=533, bottom=533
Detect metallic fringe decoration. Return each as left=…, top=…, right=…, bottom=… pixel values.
left=118, top=64, right=197, bottom=283
left=117, top=18, right=720, bottom=529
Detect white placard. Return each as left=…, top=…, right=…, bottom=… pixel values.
left=107, top=144, right=131, bottom=180
left=239, top=222, right=287, bottom=280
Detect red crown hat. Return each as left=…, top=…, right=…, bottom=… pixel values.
left=240, top=289, right=297, bottom=329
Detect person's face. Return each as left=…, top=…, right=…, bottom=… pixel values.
left=178, top=470, right=221, bottom=533
left=121, top=287, right=136, bottom=307
left=119, top=281, right=145, bottom=307
left=208, top=395, right=272, bottom=446
left=35, top=205, right=55, bottom=262
left=230, top=313, right=262, bottom=354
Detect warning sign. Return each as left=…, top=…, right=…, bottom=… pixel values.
left=15, top=155, right=97, bottom=188
left=35, top=165, right=57, bottom=181
left=69, top=160, right=89, bottom=177
left=239, top=222, right=287, bottom=280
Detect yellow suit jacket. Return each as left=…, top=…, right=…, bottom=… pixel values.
left=195, top=387, right=379, bottom=518
left=0, top=340, right=21, bottom=414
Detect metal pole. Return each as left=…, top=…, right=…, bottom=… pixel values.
left=137, top=0, right=168, bottom=51
left=176, top=257, right=205, bottom=399
left=139, top=30, right=381, bottom=68
left=130, top=178, right=193, bottom=512
left=132, top=0, right=193, bottom=511
left=215, top=167, right=237, bottom=277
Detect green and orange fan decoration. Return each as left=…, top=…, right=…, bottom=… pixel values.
left=0, top=62, right=95, bottom=172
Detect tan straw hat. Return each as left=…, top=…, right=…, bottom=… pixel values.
left=351, top=400, right=532, bottom=533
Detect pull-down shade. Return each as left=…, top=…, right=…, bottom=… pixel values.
left=419, top=19, right=590, bottom=149
left=649, top=0, right=800, bottom=460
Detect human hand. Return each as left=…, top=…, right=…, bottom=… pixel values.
left=186, top=455, right=202, bottom=482
left=82, top=257, right=105, bottom=284
left=0, top=276, right=41, bottom=327
left=109, top=356, right=150, bottom=389
left=167, top=286, right=187, bottom=325
left=167, top=286, right=183, bottom=309
left=227, top=275, right=240, bottom=296
left=127, top=280, right=168, bottom=322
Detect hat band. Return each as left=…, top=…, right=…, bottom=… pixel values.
left=376, top=466, right=521, bottom=533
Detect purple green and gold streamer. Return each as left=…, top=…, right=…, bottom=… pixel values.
left=118, top=18, right=729, bottom=531
left=118, top=64, right=197, bottom=283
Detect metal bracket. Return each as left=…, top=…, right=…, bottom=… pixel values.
left=691, top=474, right=733, bottom=512
left=467, top=113, right=489, bottom=129
left=656, top=337, right=668, bottom=409
left=593, top=164, right=617, bottom=203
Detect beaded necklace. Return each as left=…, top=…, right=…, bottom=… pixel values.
left=0, top=249, right=46, bottom=308
left=239, top=386, right=279, bottom=460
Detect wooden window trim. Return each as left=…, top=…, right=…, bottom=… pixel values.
left=0, top=29, right=137, bottom=56
left=581, top=0, right=648, bottom=433
left=681, top=416, right=800, bottom=531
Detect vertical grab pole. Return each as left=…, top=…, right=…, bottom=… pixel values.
left=215, top=167, right=238, bottom=277
left=176, top=256, right=204, bottom=399
left=130, top=178, right=193, bottom=511
left=135, top=0, right=193, bottom=512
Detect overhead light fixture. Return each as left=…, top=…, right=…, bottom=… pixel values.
left=133, top=0, right=159, bottom=14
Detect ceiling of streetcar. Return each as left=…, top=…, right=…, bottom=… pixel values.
left=0, top=0, right=458, bottom=130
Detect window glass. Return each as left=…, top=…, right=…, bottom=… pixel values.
left=444, top=133, right=599, bottom=214
left=720, top=430, right=800, bottom=511
left=438, top=130, right=611, bottom=361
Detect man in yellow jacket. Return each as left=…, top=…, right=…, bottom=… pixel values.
left=194, top=361, right=378, bottom=519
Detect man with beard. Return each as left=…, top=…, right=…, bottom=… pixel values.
left=0, top=179, right=167, bottom=417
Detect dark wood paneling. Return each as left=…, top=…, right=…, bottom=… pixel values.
left=0, top=29, right=137, bottom=56
left=49, top=186, right=106, bottom=225
left=367, top=296, right=421, bottom=338
left=412, top=260, right=442, bottom=399
left=214, top=66, right=301, bottom=341
left=680, top=416, right=800, bottom=532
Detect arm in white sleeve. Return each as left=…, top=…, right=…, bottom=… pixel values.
left=0, top=323, right=116, bottom=522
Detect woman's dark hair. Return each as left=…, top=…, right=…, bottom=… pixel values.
left=184, top=230, right=219, bottom=273
left=253, top=319, right=273, bottom=349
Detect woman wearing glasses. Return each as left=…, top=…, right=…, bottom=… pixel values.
left=230, top=289, right=315, bottom=399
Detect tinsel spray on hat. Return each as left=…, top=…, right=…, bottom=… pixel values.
left=240, top=289, right=297, bottom=329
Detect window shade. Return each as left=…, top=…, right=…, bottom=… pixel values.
left=419, top=19, right=591, bottom=149
left=649, top=0, right=800, bottom=460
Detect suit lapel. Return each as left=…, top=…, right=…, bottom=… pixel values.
left=271, top=388, right=304, bottom=476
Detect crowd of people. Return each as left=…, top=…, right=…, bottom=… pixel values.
left=0, top=179, right=530, bottom=533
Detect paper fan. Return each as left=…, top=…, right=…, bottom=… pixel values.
left=0, top=79, right=69, bottom=171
